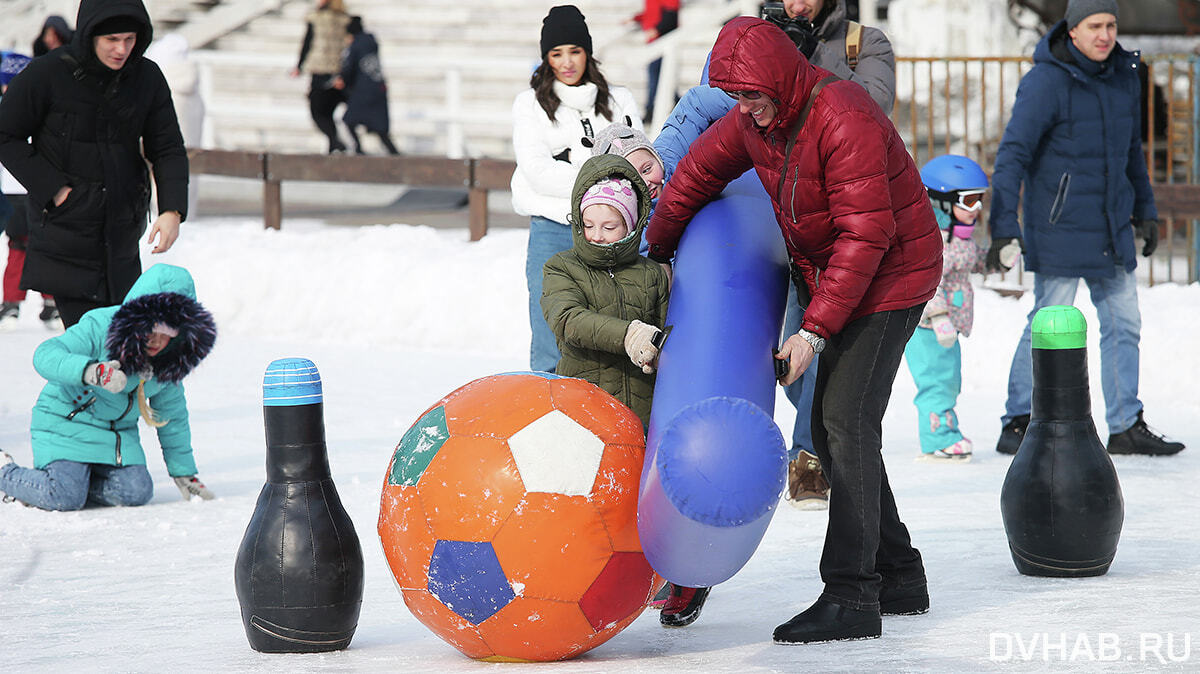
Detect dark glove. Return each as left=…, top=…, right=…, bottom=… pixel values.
left=1133, top=218, right=1158, bottom=257
left=986, top=237, right=1022, bottom=272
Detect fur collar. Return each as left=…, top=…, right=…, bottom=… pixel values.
left=106, top=292, right=216, bottom=383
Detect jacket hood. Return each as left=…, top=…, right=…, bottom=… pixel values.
left=42, top=15, right=75, bottom=42
left=1035, top=20, right=1137, bottom=81
left=707, top=17, right=818, bottom=136
left=106, top=264, right=216, bottom=383
left=71, top=0, right=153, bottom=67
left=568, top=154, right=652, bottom=269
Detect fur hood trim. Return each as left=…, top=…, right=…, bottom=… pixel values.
left=106, top=291, right=216, bottom=383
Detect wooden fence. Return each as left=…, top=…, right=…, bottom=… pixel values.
left=187, top=149, right=515, bottom=241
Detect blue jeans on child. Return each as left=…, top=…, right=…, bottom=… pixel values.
left=0, top=460, right=154, bottom=511
left=1002, top=267, right=1142, bottom=434
left=525, top=216, right=574, bottom=373
left=781, top=282, right=818, bottom=461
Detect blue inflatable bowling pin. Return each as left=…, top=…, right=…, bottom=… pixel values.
left=1000, top=306, right=1123, bottom=577
left=235, top=358, right=364, bottom=652
left=639, top=170, right=790, bottom=588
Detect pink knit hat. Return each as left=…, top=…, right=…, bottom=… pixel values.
left=580, top=177, right=638, bottom=231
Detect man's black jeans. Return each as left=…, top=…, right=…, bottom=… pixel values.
left=810, top=304, right=927, bottom=610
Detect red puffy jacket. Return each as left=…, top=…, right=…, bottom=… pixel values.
left=646, top=17, right=942, bottom=339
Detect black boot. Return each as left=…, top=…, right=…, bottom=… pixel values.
left=879, top=583, right=929, bottom=616
left=659, top=584, right=711, bottom=627
left=995, top=414, right=1030, bottom=455
left=1107, top=412, right=1185, bottom=456
left=773, top=599, right=881, bottom=644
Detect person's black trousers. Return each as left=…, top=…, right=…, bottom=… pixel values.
left=309, top=74, right=345, bottom=152
left=810, top=303, right=928, bottom=610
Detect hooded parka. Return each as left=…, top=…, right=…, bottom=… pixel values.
left=340, top=30, right=390, bottom=134
left=647, top=17, right=940, bottom=340
left=655, top=0, right=895, bottom=182
left=30, top=264, right=216, bottom=477
left=541, top=154, right=670, bottom=426
left=0, top=0, right=188, bottom=303
left=989, top=21, right=1155, bottom=278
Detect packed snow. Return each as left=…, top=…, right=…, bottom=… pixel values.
left=2, top=217, right=1198, bottom=672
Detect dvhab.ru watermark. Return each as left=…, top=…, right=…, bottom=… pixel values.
left=989, top=632, right=1192, bottom=663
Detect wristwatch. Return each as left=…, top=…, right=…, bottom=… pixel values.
left=797, top=329, right=826, bottom=354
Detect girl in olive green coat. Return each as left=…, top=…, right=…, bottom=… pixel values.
left=541, top=154, right=670, bottom=427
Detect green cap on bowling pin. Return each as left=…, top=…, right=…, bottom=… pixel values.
left=1031, top=305, right=1087, bottom=350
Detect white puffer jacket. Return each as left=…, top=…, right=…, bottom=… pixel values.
left=511, top=80, right=643, bottom=225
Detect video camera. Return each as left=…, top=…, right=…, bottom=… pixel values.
left=759, top=2, right=818, bottom=54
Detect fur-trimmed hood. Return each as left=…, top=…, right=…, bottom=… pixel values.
left=105, top=264, right=216, bottom=383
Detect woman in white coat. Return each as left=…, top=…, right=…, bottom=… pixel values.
left=511, top=4, right=643, bottom=373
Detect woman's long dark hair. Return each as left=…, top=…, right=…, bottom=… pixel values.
left=530, top=52, right=614, bottom=123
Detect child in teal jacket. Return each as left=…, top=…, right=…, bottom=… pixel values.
left=0, top=264, right=217, bottom=510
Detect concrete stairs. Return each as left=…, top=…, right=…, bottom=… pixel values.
left=156, top=0, right=737, bottom=158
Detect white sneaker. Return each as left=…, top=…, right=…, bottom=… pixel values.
left=917, top=438, right=973, bottom=462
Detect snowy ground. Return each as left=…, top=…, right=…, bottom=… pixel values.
left=2, top=218, right=1198, bottom=673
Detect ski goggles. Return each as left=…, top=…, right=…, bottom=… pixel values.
left=955, top=189, right=986, bottom=212
left=724, top=89, right=764, bottom=101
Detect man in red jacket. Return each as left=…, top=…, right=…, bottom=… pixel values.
left=646, top=17, right=942, bottom=644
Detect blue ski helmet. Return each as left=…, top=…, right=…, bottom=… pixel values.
left=921, top=154, right=989, bottom=219
left=921, top=154, right=988, bottom=193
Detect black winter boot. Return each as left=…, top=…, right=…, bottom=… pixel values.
left=773, top=599, right=881, bottom=644
left=879, top=583, right=929, bottom=616
left=1107, top=412, right=1185, bottom=456
left=659, top=584, right=711, bottom=627
left=995, top=414, right=1030, bottom=455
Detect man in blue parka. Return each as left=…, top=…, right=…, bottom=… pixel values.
left=0, top=264, right=218, bottom=510
left=987, top=0, right=1184, bottom=457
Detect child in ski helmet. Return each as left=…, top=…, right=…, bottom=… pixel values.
left=904, top=154, right=1019, bottom=460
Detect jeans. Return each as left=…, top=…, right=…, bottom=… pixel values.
left=812, top=305, right=927, bottom=610
left=1003, top=268, right=1142, bottom=434
left=781, top=282, right=818, bottom=461
left=0, top=459, right=153, bottom=511
left=525, top=216, right=574, bottom=373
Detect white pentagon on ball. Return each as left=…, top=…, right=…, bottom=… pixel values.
left=508, top=409, right=604, bottom=496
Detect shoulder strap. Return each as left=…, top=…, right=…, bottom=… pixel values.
left=846, top=21, right=863, bottom=71
left=59, top=51, right=85, bottom=81
left=775, top=75, right=838, bottom=202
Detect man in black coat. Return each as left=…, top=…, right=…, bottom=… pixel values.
left=0, top=0, right=189, bottom=327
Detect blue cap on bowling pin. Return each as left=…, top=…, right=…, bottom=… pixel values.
left=263, top=358, right=323, bottom=407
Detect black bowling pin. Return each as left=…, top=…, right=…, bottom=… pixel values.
left=235, top=358, right=364, bottom=652
left=1000, top=306, right=1123, bottom=577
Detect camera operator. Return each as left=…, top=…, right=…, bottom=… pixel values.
left=761, top=0, right=895, bottom=114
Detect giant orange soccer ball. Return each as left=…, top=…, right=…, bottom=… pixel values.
left=378, top=372, right=660, bottom=662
